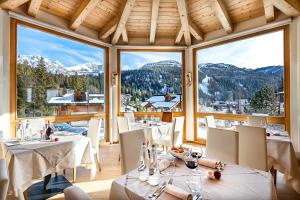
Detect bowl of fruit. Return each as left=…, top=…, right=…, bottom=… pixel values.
left=170, top=146, right=187, bottom=160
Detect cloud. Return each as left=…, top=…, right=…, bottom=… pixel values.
left=17, top=25, right=104, bottom=67
left=197, top=30, right=284, bottom=69
left=121, top=52, right=182, bottom=70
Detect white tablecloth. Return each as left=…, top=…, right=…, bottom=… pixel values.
left=132, top=122, right=172, bottom=144
left=109, top=160, right=277, bottom=200
left=1, top=136, right=96, bottom=199
left=267, top=132, right=300, bottom=193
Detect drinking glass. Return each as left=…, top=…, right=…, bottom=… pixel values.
left=186, top=175, right=203, bottom=198
left=160, top=156, right=176, bottom=176
left=184, top=149, right=198, bottom=172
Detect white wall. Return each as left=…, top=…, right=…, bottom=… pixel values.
left=290, top=16, right=300, bottom=151
left=0, top=9, right=11, bottom=138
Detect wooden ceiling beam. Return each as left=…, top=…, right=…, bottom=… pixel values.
left=211, top=0, right=233, bottom=34
left=111, top=0, right=136, bottom=45
left=263, top=0, right=275, bottom=22
left=189, top=18, right=203, bottom=41
left=175, top=27, right=184, bottom=44
left=176, top=0, right=191, bottom=45
left=122, top=28, right=128, bottom=44
left=70, top=0, right=100, bottom=30
left=0, top=0, right=29, bottom=10
left=99, top=16, right=119, bottom=40
left=273, top=0, right=300, bottom=16
left=27, top=0, right=42, bottom=17
left=149, top=0, right=160, bottom=44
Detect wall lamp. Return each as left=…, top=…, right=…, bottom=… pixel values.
left=186, top=72, right=192, bottom=87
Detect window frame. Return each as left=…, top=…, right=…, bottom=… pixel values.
left=117, top=49, right=186, bottom=139
left=10, top=19, right=110, bottom=141
left=193, top=26, right=290, bottom=144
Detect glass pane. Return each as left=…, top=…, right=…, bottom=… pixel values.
left=197, top=30, right=284, bottom=116
left=16, top=25, right=105, bottom=118
left=120, top=52, right=183, bottom=112
left=196, top=118, right=285, bottom=139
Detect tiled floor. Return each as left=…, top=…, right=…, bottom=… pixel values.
left=7, top=143, right=300, bottom=199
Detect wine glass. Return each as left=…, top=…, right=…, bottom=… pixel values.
left=184, top=149, right=198, bottom=172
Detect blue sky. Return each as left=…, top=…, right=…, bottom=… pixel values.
left=197, top=30, right=284, bottom=69
left=17, top=25, right=104, bottom=67
left=121, top=52, right=182, bottom=70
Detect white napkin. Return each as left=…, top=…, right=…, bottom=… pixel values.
left=163, top=184, right=192, bottom=200
left=198, top=158, right=219, bottom=169
left=158, top=159, right=171, bottom=171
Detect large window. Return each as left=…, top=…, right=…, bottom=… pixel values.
left=195, top=28, right=288, bottom=141
left=16, top=24, right=106, bottom=118
left=119, top=51, right=184, bottom=113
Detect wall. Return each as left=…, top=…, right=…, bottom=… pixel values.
left=290, top=16, right=300, bottom=151
left=0, top=9, right=10, bottom=138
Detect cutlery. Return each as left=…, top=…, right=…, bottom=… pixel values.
left=193, top=194, right=201, bottom=200
left=148, top=181, right=167, bottom=198
left=154, top=178, right=173, bottom=199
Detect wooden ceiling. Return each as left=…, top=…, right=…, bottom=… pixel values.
left=1, top=0, right=300, bottom=45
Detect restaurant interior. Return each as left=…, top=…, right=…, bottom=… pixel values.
left=0, top=0, right=300, bottom=199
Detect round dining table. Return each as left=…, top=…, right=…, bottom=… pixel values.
left=109, top=158, right=277, bottom=200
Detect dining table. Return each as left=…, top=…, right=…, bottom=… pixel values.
left=131, top=121, right=173, bottom=144
left=266, top=129, right=300, bottom=194
left=109, top=157, right=277, bottom=200
left=0, top=135, right=96, bottom=200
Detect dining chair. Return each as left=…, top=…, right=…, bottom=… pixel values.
left=87, top=118, right=102, bottom=172
left=73, top=118, right=102, bottom=183
left=119, top=129, right=146, bottom=174
left=162, top=112, right=173, bottom=122
left=155, top=117, right=185, bottom=148
left=247, top=115, right=267, bottom=127
left=204, top=116, right=216, bottom=128
left=235, top=125, right=272, bottom=171
left=64, top=186, right=92, bottom=200
left=117, top=116, right=131, bottom=133
left=206, top=127, right=239, bottom=164
left=0, top=159, right=8, bottom=200
left=124, top=112, right=135, bottom=123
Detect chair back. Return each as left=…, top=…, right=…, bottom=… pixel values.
left=162, top=112, right=173, bottom=122
left=0, top=159, right=8, bottom=200
left=235, top=125, right=268, bottom=171
left=119, top=129, right=145, bottom=174
left=247, top=115, right=267, bottom=127
left=29, top=118, right=46, bottom=135
left=172, top=117, right=185, bottom=146
left=64, top=186, right=92, bottom=200
left=205, top=116, right=216, bottom=128
left=117, top=117, right=130, bottom=134
left=87, top=118, right=102, bottom=153
left=124, top=112, right=135, bottom=123
left=206, top=127, right=239, bottom=164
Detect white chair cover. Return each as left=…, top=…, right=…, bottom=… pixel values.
left=117, top=116, right=130, bottom=134
left=119, top=129, right=145, bottom=174
left=64, top=186, right=92, bottom=200
left=206, top=127, right=239, bottom=164
left=87, top=118, right=102, bottom=153
left=124, top=112, right=135, bottom=123
left=29, top=118, right=46, bottom=135
left=247, top=115, right=267, bottom=127
left=205, top=116, right=216, bottom=128
left=155, top=117, right=184, bottom=147
left=235, top=125, right=269, bottom=171
left=0, top=159, right=8, bottom=200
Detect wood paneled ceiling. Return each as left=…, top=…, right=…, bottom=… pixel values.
left=1, top=0, right=300, bottom=45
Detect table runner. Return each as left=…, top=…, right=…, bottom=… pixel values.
left=109, top=160, right=277, bottom=200
left=2, top=136, right=95, bottom=199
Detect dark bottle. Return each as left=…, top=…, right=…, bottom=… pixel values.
left=45, top=121, right=53, bottom=140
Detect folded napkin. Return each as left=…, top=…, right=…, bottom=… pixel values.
left=158, top=184, right=192, bottom=200
left=158, top=159, right=171, bottom=171
left=198, top=158, right=219, bottom=169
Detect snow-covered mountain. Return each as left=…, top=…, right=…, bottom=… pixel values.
left=17, top=55, right=102, bottom=76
